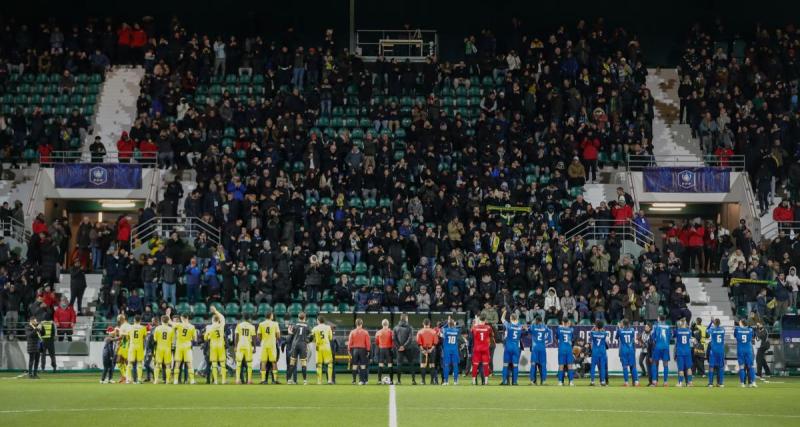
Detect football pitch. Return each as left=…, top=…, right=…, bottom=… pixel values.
left=0, top=373, right=798, bottom=427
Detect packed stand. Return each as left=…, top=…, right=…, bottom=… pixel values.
left=0, top=19, right=140, bottom=164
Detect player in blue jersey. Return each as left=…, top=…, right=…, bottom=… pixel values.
left=651, top=315, right=671, bottom=386
left=556, top=318, right=575, bottom=386
left=589, top=320, right=608, bottom=386
left=440, top=316, right=461, bottom=385
left=529, top=316, right=550, bottom=385
left=734, top=319, right=756, bottom=388
left=617, top=319, right=639, bottom=386
left=674, top=319, right=694, bottom=387
left=500, top=309, right=524, bottom=385
left=707, top=318, right=726, bottom=387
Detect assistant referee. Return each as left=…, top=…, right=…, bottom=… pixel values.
left=348, top=318, right=371, bottom=385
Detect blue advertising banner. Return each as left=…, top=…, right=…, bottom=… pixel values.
left=55, top=164, right=142, bottom=189
left=643, top=167, right=730, bottom=193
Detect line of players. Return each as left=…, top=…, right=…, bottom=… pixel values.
left=105, top=306, right=333, bottom=385
left=104, top=306, right=760, bottom=388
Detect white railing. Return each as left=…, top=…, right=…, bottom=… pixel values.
left=626, top=154, right=745, bottom=171
left=356, top=29, right=438, bottom=61
left=565, top=218, right=655, bottom=249
left=0, top=217, right=31, bottom=243
left=44, top=150, right=157, bottom=165
left=132, top=216, right=221, bottom=248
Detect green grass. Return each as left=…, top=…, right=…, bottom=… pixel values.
left=0, top=373, right=798, bottom=426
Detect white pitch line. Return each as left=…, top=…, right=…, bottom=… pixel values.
left=0, top=406, right=368, bottom=414
left=388, top=384, right=398, bottom=427
left=0, top=374, right=27, bottom=380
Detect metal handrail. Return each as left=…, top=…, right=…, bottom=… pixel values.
left=42, top=151, right=158, bottom=165
left=0, top=217, right=32, bottom=243
left=565, top=218, right=654, bottom=249
left=626, top=171, right=640, bottom=212
left=742, top=175, right=762, bottom=240
left=132, top=216, right=221, bottom=247
left=626, top=154, right=745, bottom=171
left=25, top=165, right=42, bottom=223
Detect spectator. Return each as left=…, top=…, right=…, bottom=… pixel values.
left=53, top=296, right=76, bottom=341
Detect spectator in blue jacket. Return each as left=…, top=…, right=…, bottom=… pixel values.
left=184, top=258, right=202, bottom=304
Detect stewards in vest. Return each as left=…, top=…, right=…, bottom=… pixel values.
left=39, top=315, right=57, bottom=372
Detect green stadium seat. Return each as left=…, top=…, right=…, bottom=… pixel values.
left=241, top=303, right=257, bottom=315
left=273, top=303, right=287, bottom=317
left=338, top=262, right=353, bottom=274
left=257, top=303, right=272, bottom=316
left=288, top=302, right=304, bottom=317
left=321, top=303, right=336, bottom=313
left=354, top=275, right=369, bottom=287
left=192, top=303, right=208, bottom=316
left=192, top=316, right=206, bottom=324
left=305, top=303, right=320, bottom=317
left=210, top=302, right=224, bottom=314
left=370, top=276, right=383, bottom=287
left=224, top=303, right=240, bottom=316
left=354, top=262, right=368, bottom=275
left=176, top=302, right=192, bottom=315
left=578, top=319, right=592, bottom=326
left=337, top=303, right=352, bottom=313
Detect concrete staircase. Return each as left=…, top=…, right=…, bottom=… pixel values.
left=88, top=66, right=145, bottom=156
left=646, top=68, right=704, bottom=162
left=683, top=277, right=739, bottom=370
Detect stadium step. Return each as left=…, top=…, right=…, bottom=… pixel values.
left=89, top=66, right=145, bottom=158
left=647, top=68, right=704, bottom=160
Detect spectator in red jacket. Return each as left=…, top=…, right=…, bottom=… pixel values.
left=687, top=221, right=705, bottom=273
left=611, top=199, right=633, bottom=225
left=117, top=131, right=136, bottom=163
left=117, top=215, right=132, bottom=250
left=117, top=23, right=132, bottom=63
left=40, top=285, right=57, bottom=308
left=714, top=145, right=734, bottom=167
left=580, top=132, right=600, bottom=183
left=773, top=200, right=794, bottom=222
left=31, top=213, right=48, bottom=235
left=130, top=23, right=147, bottom=64
left=138, top=137, right=158, bottom=160
left=53, top=296, right=77, bottom=341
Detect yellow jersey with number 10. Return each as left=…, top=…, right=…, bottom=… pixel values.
left=235, top=322, right=255, bottom=350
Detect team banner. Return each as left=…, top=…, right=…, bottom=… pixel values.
left=55, top=164, right=142, bottom=189
left=643, top=167, right=730, bottom=193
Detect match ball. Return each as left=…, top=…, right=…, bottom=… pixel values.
left=382, top=376, right=392, bottom=385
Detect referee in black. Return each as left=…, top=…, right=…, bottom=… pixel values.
left=393, top=314, right=416, bottom=385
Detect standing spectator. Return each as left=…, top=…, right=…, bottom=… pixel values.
left=184, top=257, right=202, bottom=304
left=116, top=132, right=135, bottom=163
left=755, top=322, right=771, bottom=378
left=89, top=136, right=106, bottom=163
left=213, top=37, right=226, bottom=76
left=160, top=256, right=179, bottom=306
left=25, top=316, right=42, bottom=378
left=643, top=285, right=660, bottom=323
left=580, top=132, right=600, bottom=183
left=2, top=283, right=21, bottom=339
left=53, top=296, right=76, bottom=341
left=76, top=217, right=93, bottom=269
left=69, top=261, right=86, bottom=313
left=116, top=216, right=132, bottom=250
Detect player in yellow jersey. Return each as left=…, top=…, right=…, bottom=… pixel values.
left=311, top=315, right=335, bottom=385
left=257, top=311, right=281, bottom=384
left=234, top=314, right=256, bottom=384
left=204, top=306, right=227, bottom=384
left=125, top=315, right=148, bottom=383
left=152, top=315, right=174, bottom=384
left=114, top=314, right=131, bottom=383
left=172, top=312, right=197, bottom=384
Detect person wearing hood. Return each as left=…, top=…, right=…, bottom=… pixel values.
left=53, top=296, right=76, bottom=341
left=544, top=287, right=561, bottom=320
left=116, top=131, right=136, bottom=163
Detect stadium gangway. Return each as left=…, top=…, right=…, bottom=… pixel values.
left=769, top=221, right=800, bottom=238
left=625, top=154, right=745, bottom=171
left=44, top=151, right=158, bottom=165
left=131, top=216, right=221, bottom=249
left=564, top=218, right=655, bottom=250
